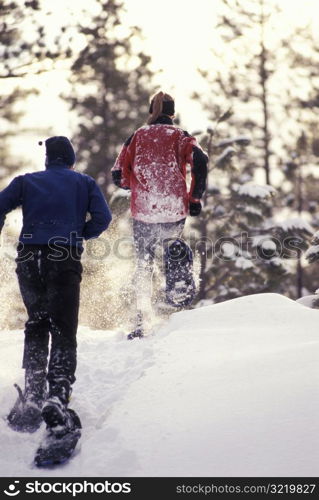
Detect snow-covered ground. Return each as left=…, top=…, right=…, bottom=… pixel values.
left=0, top=293, right=319, bottom=477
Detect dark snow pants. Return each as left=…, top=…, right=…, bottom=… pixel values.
left=16, top=244, right=82, bottom=390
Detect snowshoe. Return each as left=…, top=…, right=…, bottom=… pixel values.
left=7, top=383, right=43, bottom=433
left=127, top=328, right=144, bottom=340
left=7, top=367, right=47, bottom=433
left=164, top=238, right=196, bottom=307
left=35, top=408, right=81, bottom=467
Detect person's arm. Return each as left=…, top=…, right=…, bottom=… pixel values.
left=0, top=176, right=24, bottom=232
left=83, top=178, right=112, bottom=240
left=182, top=133, right=208, bottom=216
left=111, top=134, right=134, bottom=190
left=189, top=146, right=208, bottom=215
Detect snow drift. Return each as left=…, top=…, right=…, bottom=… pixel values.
left=0, top=293, right=319, bottom=477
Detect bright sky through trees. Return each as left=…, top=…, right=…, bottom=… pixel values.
left=7, top=0, right=319, bottom=169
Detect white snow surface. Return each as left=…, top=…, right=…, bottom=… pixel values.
left=1, top=293, right=319, bottom=477
left=297, top=295, right=318, bottom=309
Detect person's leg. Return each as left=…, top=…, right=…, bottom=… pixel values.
left=133, top=219, right=158, bottom=296
left=129, top=219, right=159, bottom=338
left=150, top=219, right=186, bottom=278
left=160, top=219, right=196, bottom=307
left=159, top=218, right=186, bottom=251
left=129, top=219, right=187, bottom=336
left=17, top=248, right=51, bottom=373
left=7, top=246, right=50, bottom=432
left=42, top=247, right=82, bottom=425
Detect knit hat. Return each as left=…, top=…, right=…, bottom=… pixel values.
left=147, top=92, right=175, bottom=125
left=149, top=99, right=175, bottom=116
left=39, top=136, right=76, bottom=166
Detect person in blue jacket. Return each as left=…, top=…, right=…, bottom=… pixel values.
left=0, top=136, right=112, bottom=436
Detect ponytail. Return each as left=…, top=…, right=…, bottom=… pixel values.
left=147, top=91, right=175, bottom=125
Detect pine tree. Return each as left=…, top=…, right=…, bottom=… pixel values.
left=190, top=114, right=291, bottom=304
left=193, top=0, right=318, bottom=301
left=280, top=132, right=319, bottom=297
left=279, top=31, right=319, bottom=297
left=194, top=0, right=282, bottom=186
left=0, top=0, right=70, bottom=180
left=195, top=0, right=319, bottom=189
left=65, top=0, right=154, bottom=189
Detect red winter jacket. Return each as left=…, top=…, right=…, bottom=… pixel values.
left=112, top=116, right=208, bottom=223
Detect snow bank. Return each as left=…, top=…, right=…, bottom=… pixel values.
left=0, top=293, right=319, bottom=477
left=297, top=293, right=319, bottom=309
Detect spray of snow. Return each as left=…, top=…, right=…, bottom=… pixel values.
left=0, top=213, right=200, bottom=332
left=0, top=220, right=136, bottom=331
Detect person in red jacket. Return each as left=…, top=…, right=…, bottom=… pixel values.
left=112, top=91, right=208, bottom=338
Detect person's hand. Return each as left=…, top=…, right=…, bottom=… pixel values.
left=0, top=215, right=5, bottom=233
left=112, top=169, right=122, bottom=188
left=189, top=199, right=202, bottom=216
left=112, top=170, right=130, bottom=190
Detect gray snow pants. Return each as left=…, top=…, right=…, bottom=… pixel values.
left=132, top=218, right=185, bottom=313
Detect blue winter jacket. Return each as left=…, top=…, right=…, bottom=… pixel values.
left=0, top=162, right=112, bottom=248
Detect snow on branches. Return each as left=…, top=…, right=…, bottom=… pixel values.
left=305, top=229, right=319, bottom=264
left=215, top=146, right=236, bottom=168
left=236, top=183, right=276, bottom=200
left=278, top=218, right=313, bottom=235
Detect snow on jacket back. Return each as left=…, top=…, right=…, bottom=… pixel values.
left=112, top=116, right=208, bottom=223
left=0, top=162, right=112, bottom=247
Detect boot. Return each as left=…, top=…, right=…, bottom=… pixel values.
left=7, top=368, right=47, bottom=433
left=127, top=311, right=144, bottom=340
left=39, top=376, right=82, bottom=465
left=42, top=377, right=72, bottom=428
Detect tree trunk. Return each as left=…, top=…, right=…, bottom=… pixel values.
left=296, top=256, right=303, bottom=298
left=197, top=133, right=213, bottom=301
left=260, top=0, right=271, bottom=186
left=296, top=160, right=303, bottom=298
